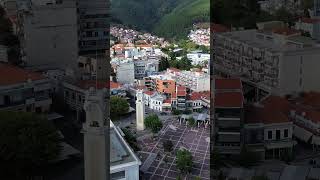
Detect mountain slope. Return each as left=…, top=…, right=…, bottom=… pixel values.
left=111, top=0, right=210, bottom=39
left=153, top=0, right=210, bottom=39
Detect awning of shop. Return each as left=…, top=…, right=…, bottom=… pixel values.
left=293, top=125, right=313, bottom=143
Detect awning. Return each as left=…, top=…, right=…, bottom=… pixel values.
left=293, top=125, right=313, bottom=143
left=312, top=135, right=320, bottom=145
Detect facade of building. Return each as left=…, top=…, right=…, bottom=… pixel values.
left=245, top=100, right=295, bottom=160
left=175, top=70, right=210, bottom=92
left=114, top=60, right=135, bottom=84
left=17, top=0, right=78, bottom=72
left=0, top=63, right=52, bottom=113
left=214, top=78, right=244, bottom=154
left=77, top=0, right=109, bottom=54
left=186, top=53, right=210, bottom=66
left=214, top=27, right=320, bottom=96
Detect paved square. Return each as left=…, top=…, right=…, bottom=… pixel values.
left=138, top=118, right=210, bottom=180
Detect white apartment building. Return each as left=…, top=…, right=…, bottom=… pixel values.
left=186, top=53, right=210, bottom=66
left=214, top=28, right=320, bottom=96
left=134, top=57, right=159, bottom=79
left=113, top=59, right=135, bottom=84
left=175, top=70, right=210, bottom=92
left=17, top=0, right=78, bottom=72
left=0, top=63, right=52, bottom=113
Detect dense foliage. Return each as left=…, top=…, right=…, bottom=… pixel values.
left=176, top=149, right=193, bottom=173
left=145, top=114, right=163, bottom=133
left=111, top=0, right=209, bottom=39
left=110, top=96, right=129, bottom=119
left=0, top=111, right=61, bottom=179
left=121, top=128, right=140, bottom=151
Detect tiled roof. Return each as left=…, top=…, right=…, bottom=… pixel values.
left=0, top=63, right=45, bottom=86
left=261, top=96, right=291, bottom=114
left=212, top=23, right=230, bottom=32
left=176, top=86, right=187, bottom=96
left=215, top=78, right=242, bottom=90
left=110, top=81, right=121, bottom=89
left=144, top=90, right=155, bottom=96
left=301, top=92, right=320, bottom=108
left=163, top=99, right=171, bottom=104
left=245, top=105, right=290, bottom=124
left=272, top=27, right=300, bottom=36
left=300, top=17, right=320, bottom=24
left=188, top=91, right=210, bottom=101
left=215, top=92, right=243, bottom=107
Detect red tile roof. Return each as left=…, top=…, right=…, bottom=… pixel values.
left=261, top=96, right=291, bottom=114
left=301, top=92, right=320, bottom=108
left=212, top=23, right=230, bottom=33
left=245, top=105, right=290, bottom=124
left=272, top=27, right=300, bottom=36
left=163, top=99, right=171, bottom=104
left=144, top=90, right=155, bottom=96
left=110, top=81, right=121, bottom=89
left=215, top=78, right=242, bottom=90
left=188, top=91, right=210, bottom=101
left=0, top=63, right=45, bottom=86
left=176, top=86, right=187, bottom=96
left=215, top=92, right=243, bottom=107
left=300, top=17, right=320, bottom=24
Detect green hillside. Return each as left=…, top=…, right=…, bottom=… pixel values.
left=153, top=0, right=210, bottom=39
left=111, top=0, right=210, bottom=39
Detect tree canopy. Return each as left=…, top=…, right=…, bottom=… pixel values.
left=145, top=114, right=163, bottom=133
left=110, top=96, right=129, bottom=119
left=0, top=111, right=61, bottom=179
left=176, top=149, right=193, bottom=173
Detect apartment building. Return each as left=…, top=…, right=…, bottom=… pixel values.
left=17, top=0, right=78, bottom=72
left=0, top=63, right=52, bottom=113
left=77, top=0, right=109, bottom=54
left=214, top=78, right=244, bottom=154
left=214, top=26, right=320, bottom=97
left=186, top=53, right=210, bottom=66
left=113, top=59, right=135, bottom=84
left=134, top=57, right=159, bottom=79
left=175, top=70, right=210, bottom=92
left=245, top=98, right=295, bottom=160
left=175, top=85, right=187, bottom=111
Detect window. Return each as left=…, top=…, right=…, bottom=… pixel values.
left=65, top=91, right=69, bottom=97
left=95, top=32, right=99, bottom=37
left=284, top=129, right=289, bottom=138
left=268, top=131, right=272, bottom=140
left=276, top=130, right=280, bottom=140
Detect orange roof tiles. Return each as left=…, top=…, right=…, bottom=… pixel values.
left=212, top=23, right=230, bottom=33
left=188, top=91, right=210, bottom=101
left=144, top=90, right=155, bottom=96
left=176, top=86, right=187, bottom=96
left=261, top=96, right=291, bottom=114
left=300, top=17, right=320, bottom=24
left=215, top=78, right=242, bottom=90
left=272, top=27, right=300, bottom=36
left=215, top=92, right=243, bottom=107
left=0, top=63, right=45, bottom=86
left=245, top=105, right=290, bottom=124
left=110, top=81, right=121, bottom=89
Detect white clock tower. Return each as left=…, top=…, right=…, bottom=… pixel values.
left=82, top=87, right=109, bottom=180
left=136, top=90, right=145, bottom=131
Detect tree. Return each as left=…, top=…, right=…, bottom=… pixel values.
left=145, top=114, right=163, bottom=133
left=121, top=128, right=140, bottom=151
left=0, top=111, right=61, bottom=179
left=163, top=140, right=174, bottom=152
left=178, top=56, right=192, bottom=70
left=159, top=57, right=170, bottom=71
left=172, top=109, right=181, bottom=115
left=176, top=149, right=193, bottom=173
left=110, top=96, right=129, bottom=119
left=188, top=117, right=196, bottom=127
